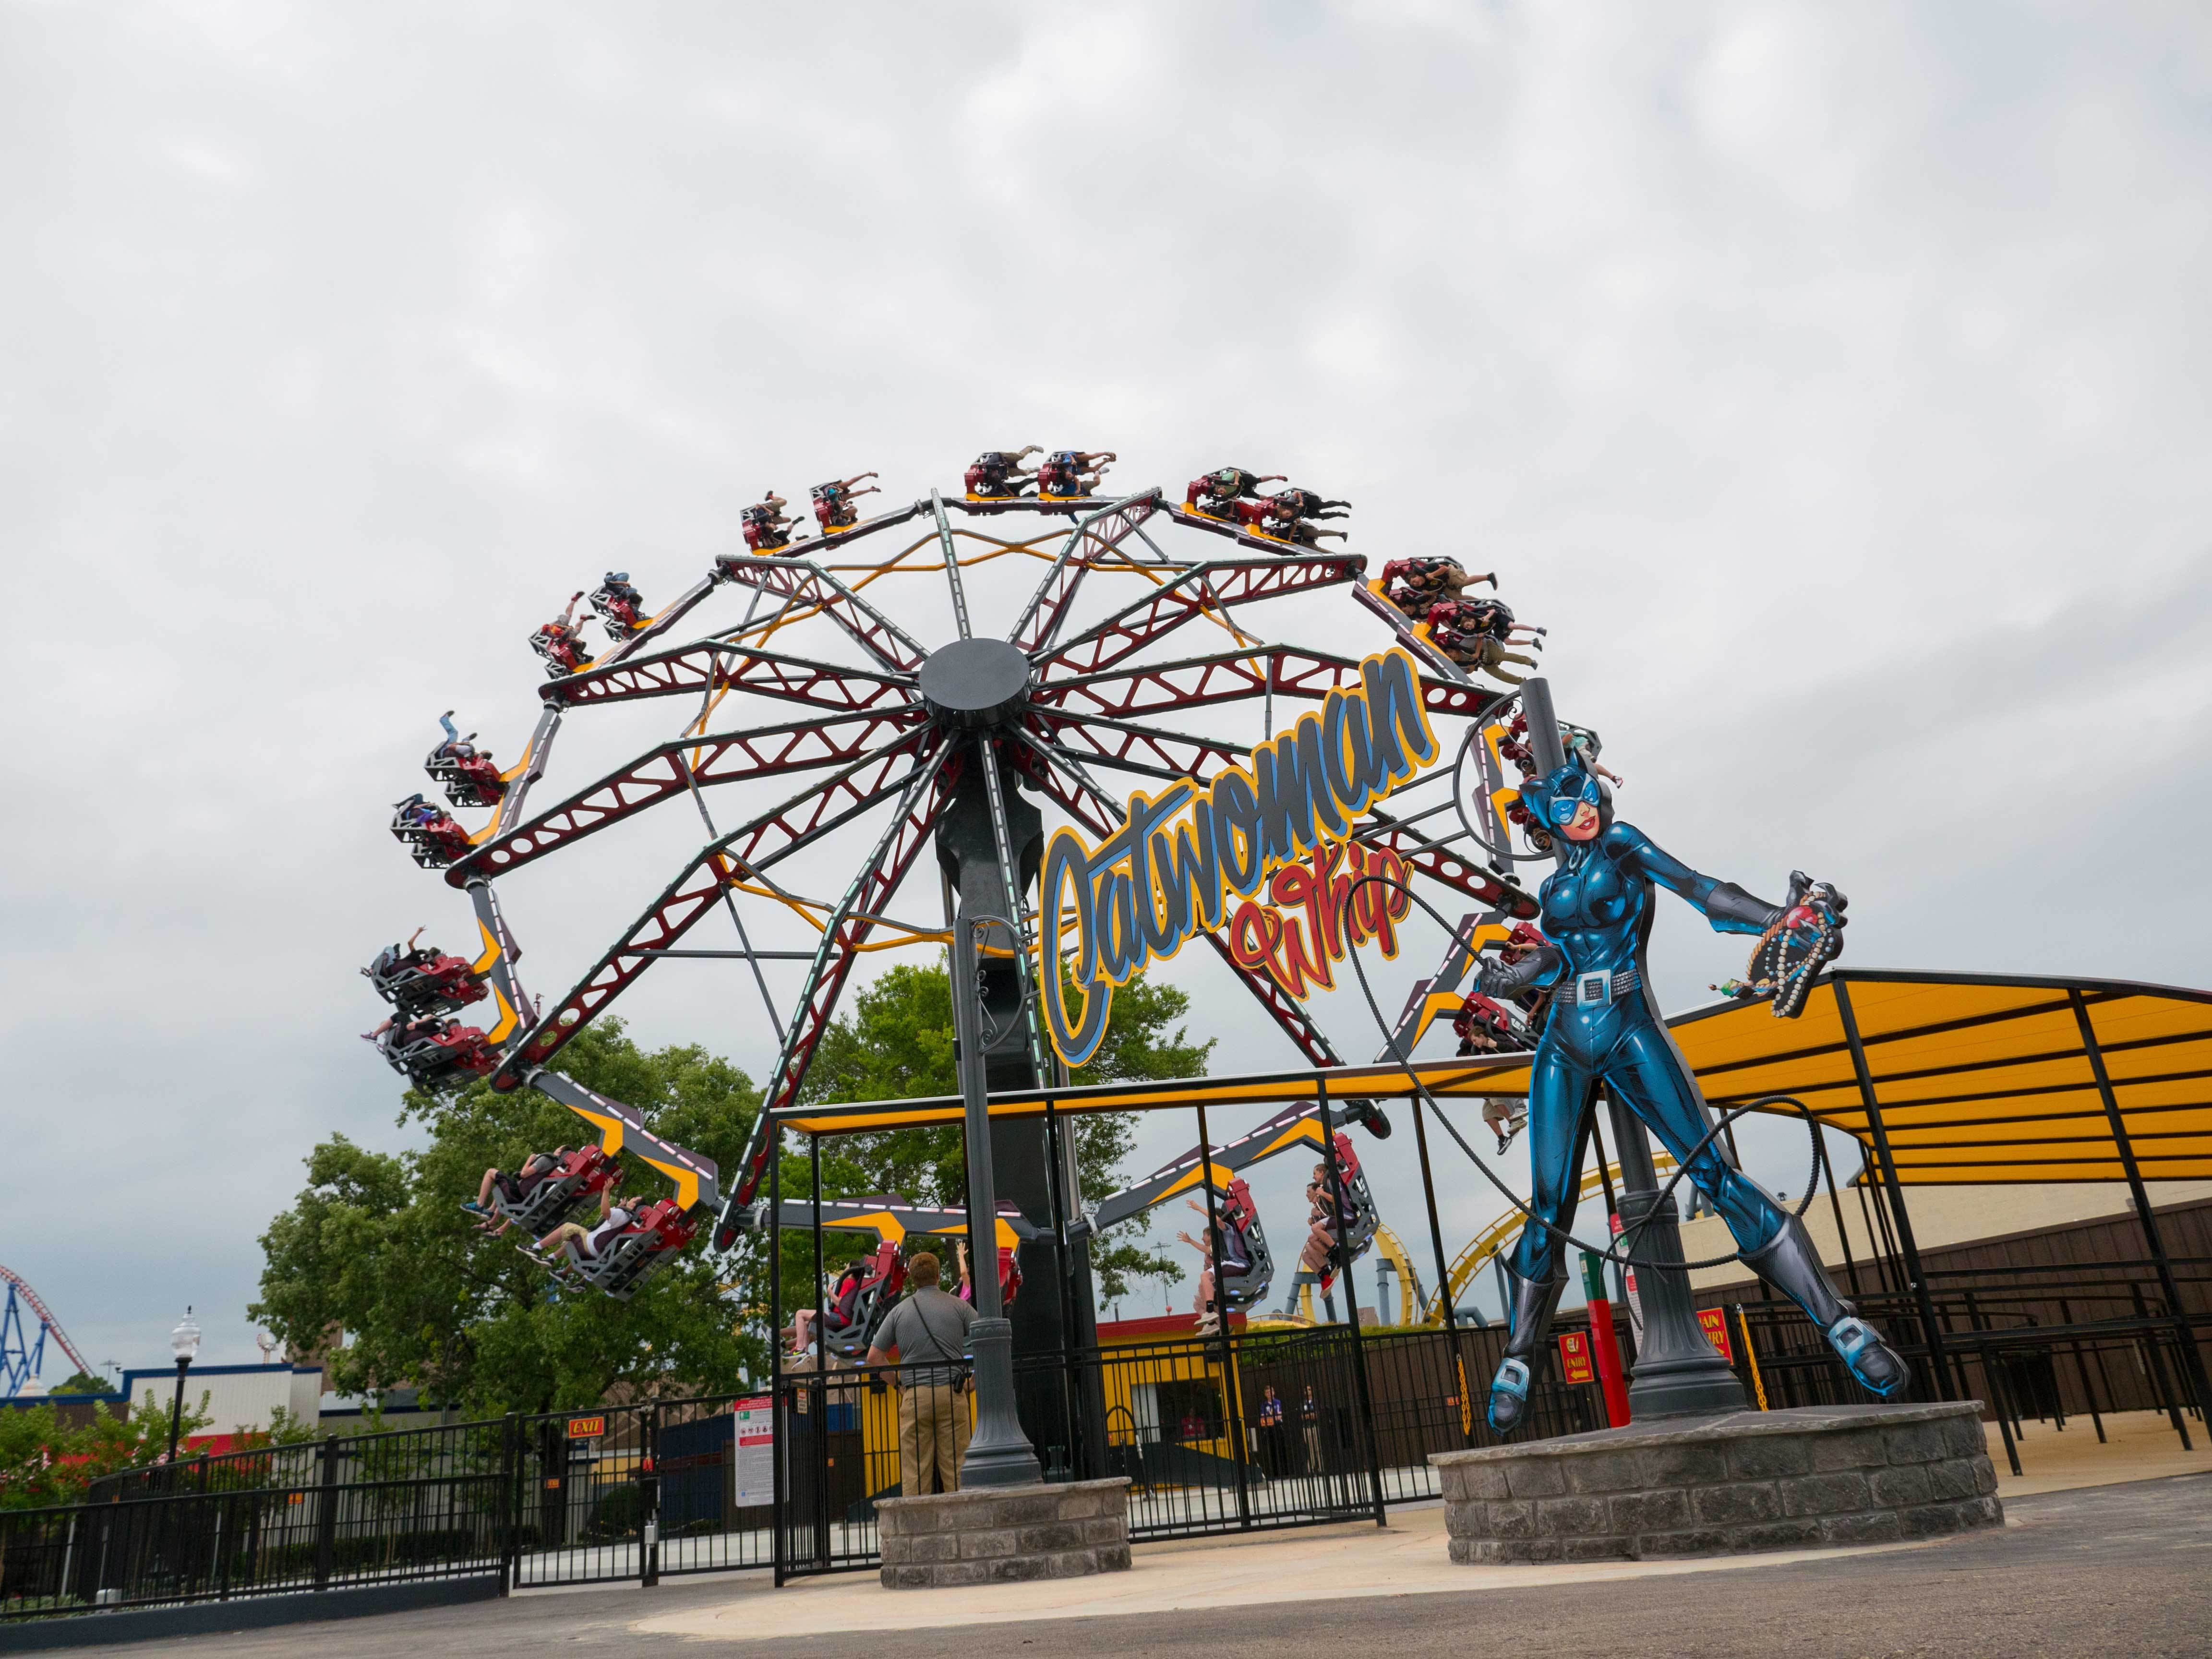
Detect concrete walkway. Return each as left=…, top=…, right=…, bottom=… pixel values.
left=631, top=1408, right=2210, bottom=1639
left=36, top=1412, right=2212, bottom=1656
left=1982, top=1405, right=2212, bottom=1494
left=58, top=1473, right=2211, bottom=1657
left=637, top=1503, right=1920, bottom=1641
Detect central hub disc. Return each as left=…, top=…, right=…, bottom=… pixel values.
left=919, top=637, right=1032, bottom=731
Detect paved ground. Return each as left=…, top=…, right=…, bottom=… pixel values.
left=62, top=1471, right=2211, bottom=1659
left=1976, top=1404, right=2212, bottom=1495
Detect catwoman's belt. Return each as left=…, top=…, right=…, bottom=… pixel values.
left=1569, top=968, right=1641, bottom=1007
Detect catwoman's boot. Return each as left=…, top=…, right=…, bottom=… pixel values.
left=1742, top=1213, right=1911, bottom=1399
left=1487, top=1262, right=1566, bottom=1433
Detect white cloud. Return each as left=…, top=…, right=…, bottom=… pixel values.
left=3, top=0, right=2209, bottom=1366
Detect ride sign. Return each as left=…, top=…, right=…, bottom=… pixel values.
left=1040, top=647, right=1438, bottom=1066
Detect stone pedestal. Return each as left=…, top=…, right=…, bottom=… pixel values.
left=1431, top=1403, right=2001, bottom=1563
left=876, top=1477, right=1131, bottom=1588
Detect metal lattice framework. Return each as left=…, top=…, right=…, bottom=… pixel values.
left=391, top=479, right=1546, bottom=1254
left=1, top=1267, right=91, bottom=1395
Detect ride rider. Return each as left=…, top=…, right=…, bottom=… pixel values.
left=811, top=472, right=880, bottom=530
left=742, top=493, right=794, bottom=552
left=533, top=1186, right=635, bottom=1270
left=1465, top=755, right=1906, bottom=1431
left=531, top=592, right=590, bottom=676
left=1176, top=1195, right=1253, bottom=1333
left=965, top=446, right=1041, bottom=497
left=1186, top=466, right=1283, bottom=514
left=1038, top=449, right=1117, bottom=497
left=1382, top=557, right=1494, bottom=617
left=465, top=1148, right=572, bottom=1236
left=1427, top=597, right=1543, bottom=685
left=593, top=572, right=645, bottom=635
left=431, top=712, right=505, bottom=803
left=1260, top=488, right=1350, bottom=546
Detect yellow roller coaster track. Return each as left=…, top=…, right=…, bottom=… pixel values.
left=1425, top=1152, right=1679, bottom=1324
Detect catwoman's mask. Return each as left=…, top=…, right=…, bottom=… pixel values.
left=1546, top=770, right=1603, bottom=827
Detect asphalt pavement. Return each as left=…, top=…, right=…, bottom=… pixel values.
left=47, top=1472, right=2212, bottom=1659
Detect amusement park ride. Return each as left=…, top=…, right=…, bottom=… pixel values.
left=1, top=1266, right=92, bottom=1398
left=366, top=453, right=1605, bottom=1358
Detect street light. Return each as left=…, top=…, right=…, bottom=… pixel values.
left=949, top=911, right=1042, bottom=1488
left=167, top=1307, right=201, bottom=1462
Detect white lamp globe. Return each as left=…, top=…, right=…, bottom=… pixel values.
left=170, top=1308, right=201, bottom=1364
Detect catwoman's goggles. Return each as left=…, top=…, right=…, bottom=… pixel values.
left=1547, top=772, right=1604, bottom=827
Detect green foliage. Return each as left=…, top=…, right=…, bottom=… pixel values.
left=797, top=960, right=1210, bottom=1304
left=48, top=1371, right=108, bottom=1396
left=254, top=959, right=1222, bottom=1409
left=0, top=1388, right=216, bottom=1510
left=252, top=1020, right=763, bottom=1416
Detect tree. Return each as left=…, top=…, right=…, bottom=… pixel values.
left=254, top=962, right=1219, bottom=1413
left=252, top=1021, right=763, bottom=1416
left=799, top=960, right=1213, bottom=1301
left=0, top=1390, right=215, bottom=1510
left=48, top=1371, right=108, bottom=1396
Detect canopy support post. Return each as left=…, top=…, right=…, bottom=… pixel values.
left=1833, top=979, right=1952, bottom=1401
left=2068, top=988, right=2212, bottom=1427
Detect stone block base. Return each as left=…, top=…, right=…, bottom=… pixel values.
left=876, top=1477, right=1132, bottom=1588
left=1431, top=1403, right=2001, bottom=1563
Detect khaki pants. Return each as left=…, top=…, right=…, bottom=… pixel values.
left=896, top=1379, right=971, bottom=1495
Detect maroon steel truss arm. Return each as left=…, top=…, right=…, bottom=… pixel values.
left=593, top=570, right=724, bottom=671
left=714, top=554, right=928, bottom=673
left=716, top=745, right=959, bottom=1234
left=1022, top=708, right=1248, bottom=787
left=1008, top=490, right=1165, bottom=655
left=449, top=706, right=926, bottom=886
left=548, top=639, right=915, bottom=716
left=1034, top=555, right=1365, bottom=678
left=1032, top=644, right=1509, bottom=725
left=492, top=732, right=940, bottom=1084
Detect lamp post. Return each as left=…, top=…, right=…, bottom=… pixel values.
left=950, top=909, right=1042, bottom=1487
left=167, top=1307, right=201, bottom=1462
left=1520, top=680, right=1745, bottom=1420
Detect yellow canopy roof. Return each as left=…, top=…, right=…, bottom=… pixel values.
left=780, top=970, right=2212, bottom=1187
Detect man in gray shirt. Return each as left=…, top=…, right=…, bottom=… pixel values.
left=866, top=1250, right=977, bottom=1493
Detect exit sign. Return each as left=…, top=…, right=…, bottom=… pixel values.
left=1556, top=1330, right=1596, bottom=1385
left=566, top=1415, right=607, bottom=1440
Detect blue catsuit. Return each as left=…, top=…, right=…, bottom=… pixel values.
left=1495, top=820, right=1784, bottom=1284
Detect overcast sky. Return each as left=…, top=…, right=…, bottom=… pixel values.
left=5, top=2, right=2209, bottom=1374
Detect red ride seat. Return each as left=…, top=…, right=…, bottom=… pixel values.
left=421, top=954, right=486, bottom=1006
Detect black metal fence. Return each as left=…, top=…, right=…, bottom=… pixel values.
left=766, top=1319, right=1608, bottom=1578
left=10, top=1262, right=2205, bottom=1620
left=1716, top=1258, right=2212, bottom=1476
left=2, top=1422, right=510, bottom=1623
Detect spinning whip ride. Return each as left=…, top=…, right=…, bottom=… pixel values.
left=367, top=458, right=1559, bottom=1316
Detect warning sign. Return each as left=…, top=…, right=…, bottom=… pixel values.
left=1697, top=1308, right=1734, bottom=1363
left=733, top=1396, right=774, bottom=1507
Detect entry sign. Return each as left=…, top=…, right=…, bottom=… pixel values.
left=565, top=1415, right=606, bottom=1440
left=1697, top=1308, right=1734, bottom=1363
left=1556, top=1331, right=1597, bottom=1385
left=732, top=1395, right=774, bottom=1508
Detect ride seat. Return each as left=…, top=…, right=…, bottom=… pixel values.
left=1325, top=1132, right=1381, bottom=1267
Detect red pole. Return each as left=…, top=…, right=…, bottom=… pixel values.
left=1581, top=1253, right=1632, bottom=1428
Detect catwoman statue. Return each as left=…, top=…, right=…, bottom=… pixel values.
left=1470, top=754, right=1909, bottom=1431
